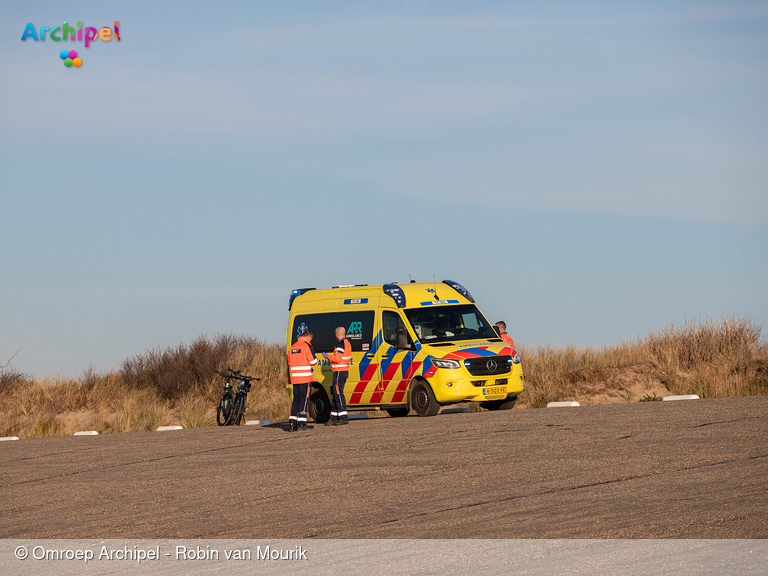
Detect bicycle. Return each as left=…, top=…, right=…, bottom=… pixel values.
left=216, top=369, right=260, bottom=426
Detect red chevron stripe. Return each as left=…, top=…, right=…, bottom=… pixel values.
left=391, top=379, right=409, bottom=403
left=350, top=363, right=378, bottom=404
left=382, top=361, right=401, bottom=382
left=391, top=361, right=422, bottom=403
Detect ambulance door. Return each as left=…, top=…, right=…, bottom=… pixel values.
left=378, top=309, right=417, bottom=405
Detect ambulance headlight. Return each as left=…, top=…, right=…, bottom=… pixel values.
left=433, top=358, right=461, bottom=369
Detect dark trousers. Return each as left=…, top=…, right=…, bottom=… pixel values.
left=331, top=371, right=348, bottom=421
left=290, top=383, right=310, bottom=426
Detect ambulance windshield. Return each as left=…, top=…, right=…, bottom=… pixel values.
left=404, top=304, right=497, bottom=343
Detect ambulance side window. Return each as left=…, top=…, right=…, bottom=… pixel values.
left=382, top=311, right=411, bottom=348
left=334, top=310, right=375, bottom=352
left=292, top=313, right=336, bottom=351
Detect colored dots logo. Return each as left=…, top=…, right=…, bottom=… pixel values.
left=60, top=49, right=81, bottom=68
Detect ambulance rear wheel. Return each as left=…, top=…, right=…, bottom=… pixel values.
left=386, top=408, right=409, bottom=418
left=308, top=386, right=331, bottom=423
left=481, top=396, right=518, bottom=411
left=412, top=381, right=440, bottom=417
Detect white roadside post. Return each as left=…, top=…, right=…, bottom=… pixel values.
left=547, top=401, right=581, bottom=407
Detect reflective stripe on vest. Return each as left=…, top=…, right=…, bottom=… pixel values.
left=288, top=339, right=317, bottom=384
left=331, top=338, right=352, bottom=372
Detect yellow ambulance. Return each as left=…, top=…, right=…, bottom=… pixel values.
left=286, top=280, right=524, bottom=421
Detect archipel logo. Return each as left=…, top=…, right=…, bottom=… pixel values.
left=21, top=21, right=121, bottom=68
left=347, top=322, right=363, bottom=335
left=60, top=50, right=81, bottom=67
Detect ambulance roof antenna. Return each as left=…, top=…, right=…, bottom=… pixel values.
left=432, top=274, right=440, bottom=300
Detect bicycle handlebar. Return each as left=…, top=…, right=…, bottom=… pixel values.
left=216, top=368, right=261, bottom=382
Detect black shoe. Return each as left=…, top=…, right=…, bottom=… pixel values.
left=290, top=422, right=298, bottom=432
left=338, top=420, right=349, bottom=425
left=324, top=420, right=337, bottom=426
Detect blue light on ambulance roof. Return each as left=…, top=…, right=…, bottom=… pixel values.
left=382, top=284, right=406, bottom=308
left=288, top=287, right=316, bottom=310
left=442, top=280, right=475, bottom=303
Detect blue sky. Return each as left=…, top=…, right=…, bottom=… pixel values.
left=2, top=1, right=766, bottom=376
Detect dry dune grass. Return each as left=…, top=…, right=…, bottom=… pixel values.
left=518, top=317, right=768, bottom=408
left=0, top=336, right=290, bottom=439
left=1, top=318, right=766, bottom=438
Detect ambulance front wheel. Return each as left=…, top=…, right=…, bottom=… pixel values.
left=411, top=381, right=440, bottom=417
left=308, top=386, right=331, bottom=423
left=481, top=396, right=518, bottom=411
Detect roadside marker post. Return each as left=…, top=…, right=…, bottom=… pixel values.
left=245, top=420, right=272, bottom=425
left=74, top=431, right=98, bottom=436
left=157, top=425, right=183, bottom=431
left=547, top=401, right=580, bottom=407
left=663, top=394, right=700, bottom=401
left=347, top=413, right=368, bottom=420
left=0, top=436, right=20, bottom=441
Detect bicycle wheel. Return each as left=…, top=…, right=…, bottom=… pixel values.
left=232, top=393, right=245, bottom=426
left=217, top=389, right=235, bottom=426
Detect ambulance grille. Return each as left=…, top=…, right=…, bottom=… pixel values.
left=463, top=355, right=512, bottom=376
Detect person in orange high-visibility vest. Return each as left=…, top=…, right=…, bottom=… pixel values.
left=287, top=329, right=318, bottom=432
left=322, top=327, right=352, bottom=426
left=495, top=321, right=516, bottom=350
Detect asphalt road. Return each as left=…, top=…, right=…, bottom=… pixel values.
left=2, top=396, right=767, bottom=539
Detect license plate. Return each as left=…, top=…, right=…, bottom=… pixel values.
left=483, top=386, right=506, bottom=395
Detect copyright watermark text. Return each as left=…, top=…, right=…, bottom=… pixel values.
left=12, top=544, right=307, bottom=564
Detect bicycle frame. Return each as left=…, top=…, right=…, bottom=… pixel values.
left=216, top=369, right=260, bottom=427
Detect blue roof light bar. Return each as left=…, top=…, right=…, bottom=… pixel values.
left=442, top=280, right=475, bottom=303
left=382, top=284, right=406, bottom=308
left=289, top=287, right=316, bottom=310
